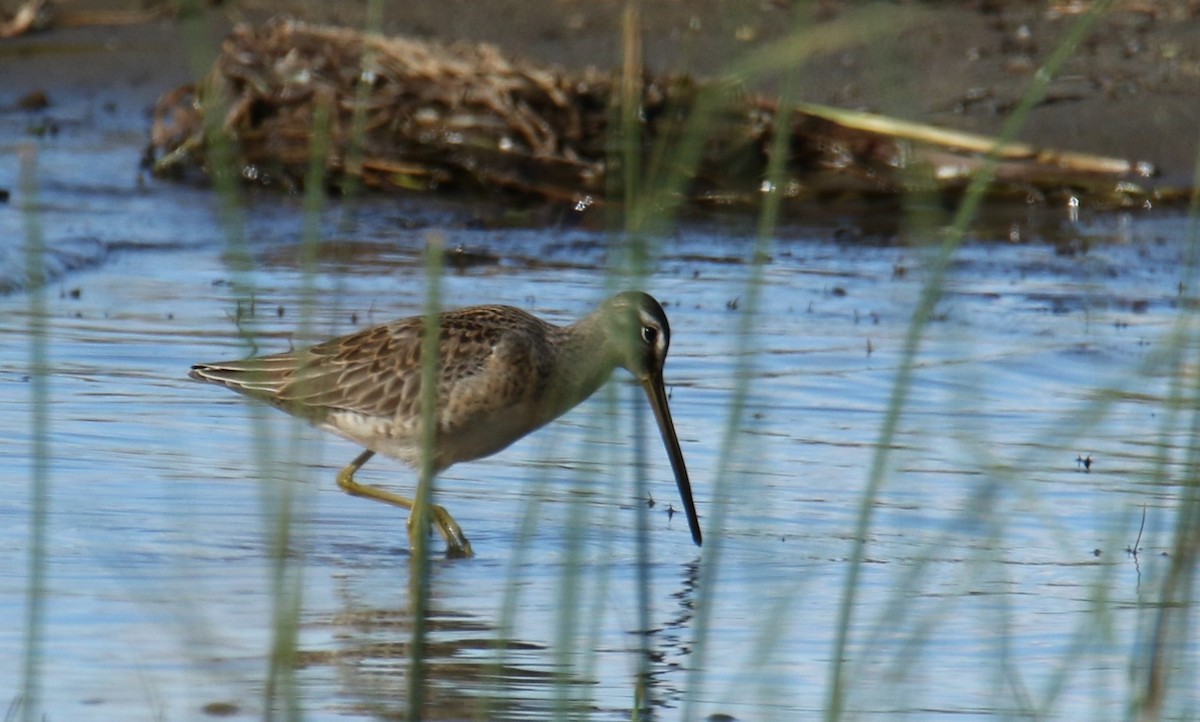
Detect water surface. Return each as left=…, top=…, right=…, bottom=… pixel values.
left=3, top=95, right=1199, bottom=721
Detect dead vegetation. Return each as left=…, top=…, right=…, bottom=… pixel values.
left=147, top=18, right=1180, bottom=212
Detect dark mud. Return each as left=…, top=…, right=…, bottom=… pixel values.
left=2, top=0, right=1198, bottom=189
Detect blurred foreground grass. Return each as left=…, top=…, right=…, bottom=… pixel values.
left=16, top=0, right=1200, bottom=720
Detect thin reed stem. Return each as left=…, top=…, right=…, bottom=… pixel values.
left=18, top=143, right=49, bottom=722
left=408, top=232, right=445, bottom=719
left=825, top=3, right=1116, bottom=719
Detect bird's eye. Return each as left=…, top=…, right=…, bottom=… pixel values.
left=641, top=326, right=657, bottom=345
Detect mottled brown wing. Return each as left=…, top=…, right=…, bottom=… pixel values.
left=432, top=309, right=555, bottom=436
left=193, top=306, right=554, bottom=431
left=267, top=318, right=427, bottom=418
left=188, top=352, right=313, bottom=399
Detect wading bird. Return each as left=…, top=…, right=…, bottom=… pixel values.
left=190, top=291, right=702, bottom=557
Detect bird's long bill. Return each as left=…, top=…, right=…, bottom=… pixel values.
left=642, top=372, right=703, bottom=546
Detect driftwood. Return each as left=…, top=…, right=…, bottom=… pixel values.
left=1, top=0, right=163, bottom=37
left=148, top=18, right=1172, bottom=211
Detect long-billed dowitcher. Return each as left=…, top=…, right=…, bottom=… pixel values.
left=189, top=291, right=701, bottom=557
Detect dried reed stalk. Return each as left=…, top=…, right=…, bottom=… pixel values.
left=148, top=18, right=1171, bottom=210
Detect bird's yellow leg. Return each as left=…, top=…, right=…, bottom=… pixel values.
left=408, top=502, right=474, bottom=559
left=335, top=450, right=474, bottom=558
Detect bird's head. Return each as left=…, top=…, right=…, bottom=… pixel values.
left=603, top=290, right=671, bottom=382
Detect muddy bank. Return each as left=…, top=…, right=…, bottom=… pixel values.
left=2, top=0, right=1198, bottom=196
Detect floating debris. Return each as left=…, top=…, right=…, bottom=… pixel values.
left=147, top=18, right=1181, bottom=211
left=0, top=0, right=52, bottom=38
left=0, top=0, right=161, bottom=37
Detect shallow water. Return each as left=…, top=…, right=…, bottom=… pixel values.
left=4, top=99, right=1200, bottom=721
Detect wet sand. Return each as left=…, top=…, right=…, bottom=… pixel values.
left=1, top=0, right=1198, bottom=189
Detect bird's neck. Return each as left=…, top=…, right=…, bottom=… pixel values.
left=543, top=314, right=620, bottom=418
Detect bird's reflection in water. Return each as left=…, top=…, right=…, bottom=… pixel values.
left=297, top=555, right=700, bottom=720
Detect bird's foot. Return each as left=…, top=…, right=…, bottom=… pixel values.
left=408, top=503, right=474, bottom=558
